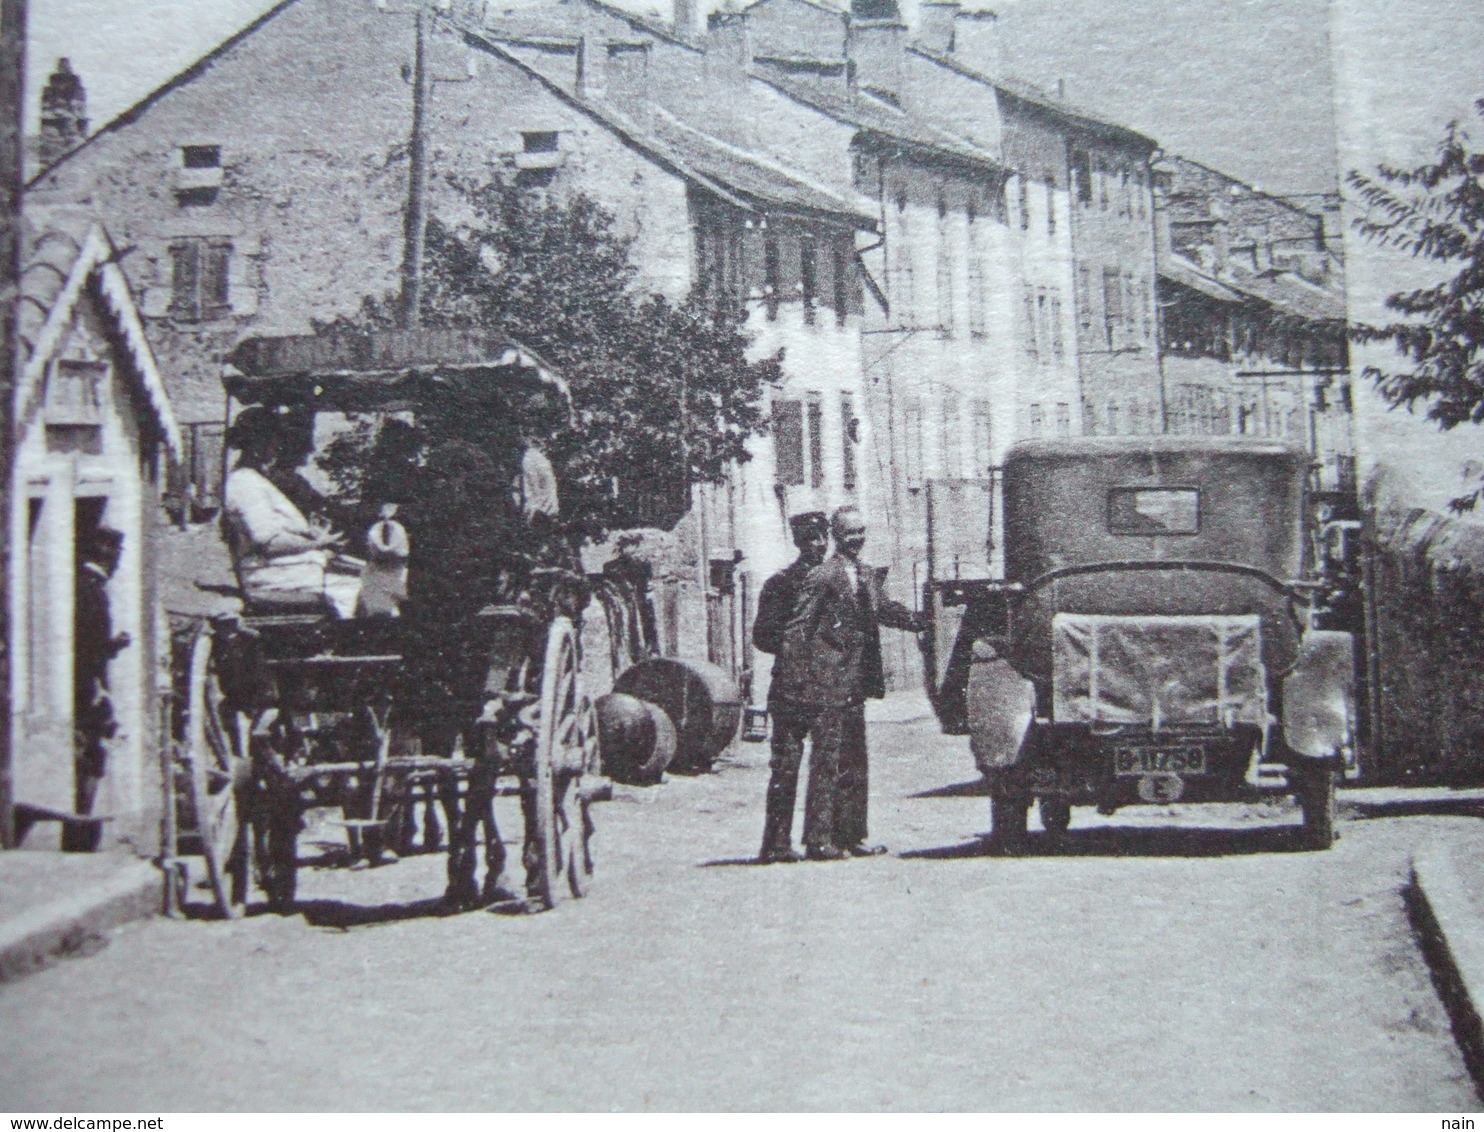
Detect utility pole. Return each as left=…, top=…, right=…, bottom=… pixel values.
left=0, top=0, right=25, bottom=848
left=399, top=5, right=430, bottom=329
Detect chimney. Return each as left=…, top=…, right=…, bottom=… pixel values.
left=951, top=8, right=999, bottom=79
left=918, top=0, right=959, bottom=54
left=847, top=17, right=906, bottom=105
left=674, top=0, right=699, bottom=39
left=704, top=10, right=753, bottom=143
left=707, top=10, right=752, bottom=73
left=577, top=35, right=607, bottom=98
left=39, top=58, right=87, bottom=168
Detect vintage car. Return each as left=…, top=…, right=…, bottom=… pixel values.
left=930, top=436, right=1356, bottom=851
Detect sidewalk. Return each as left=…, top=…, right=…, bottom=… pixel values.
left=1400, top=796, right=1484, bottom=1090
left=0, top=849, right=163, bottom=983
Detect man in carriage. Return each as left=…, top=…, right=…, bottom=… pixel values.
left=221, top=405, right=363, bottom=617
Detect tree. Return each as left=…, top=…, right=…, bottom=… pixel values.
left=1348, top=99, right=1484, bottom=511
left=321, top=177, right=781, bottom=539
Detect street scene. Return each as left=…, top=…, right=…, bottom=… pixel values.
left=2, top=710, right=1480, bottom=1110
left=2, top=0, right=1484, bottom=1114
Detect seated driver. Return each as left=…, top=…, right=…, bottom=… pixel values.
left=223, top=407, right=361, bottom=616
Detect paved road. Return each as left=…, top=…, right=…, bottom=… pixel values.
left=1, top=708, right=1477, bottom=1110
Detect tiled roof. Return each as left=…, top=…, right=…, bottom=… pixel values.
left=1222, top=266, right=1346, bottom=325
left=464, top=28, right=877, bottom=225
left=1158, top=255, right=1244, bottom=304
left=1159, top=252, right=1345, bottom=325
left=907, top=43, right=1158, bottom=151
left=754, top=68, right=1005, bottom=172
left=18, top=209, right=182, bottom=460
left=647, top=110, right=878, bottom=223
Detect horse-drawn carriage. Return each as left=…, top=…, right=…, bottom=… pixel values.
left=167, top=330, right=652, bottom=917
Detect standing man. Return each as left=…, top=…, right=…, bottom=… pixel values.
left=753, top=511, right=830, bottom=864
left=68, top=526, right=129, bottom=851
left=778, top=506, right=926, bottom=860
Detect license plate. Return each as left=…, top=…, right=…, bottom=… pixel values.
left=1113, top=745, right=1206, bottom=775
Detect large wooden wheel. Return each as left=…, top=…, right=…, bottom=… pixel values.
left=180, top=625, right=253, bottom=919
left=530, top=616, right=599, bottom=909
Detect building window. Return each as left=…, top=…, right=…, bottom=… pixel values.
left=44, top=359, right=105, bottom=455
left=936, top=213, right=955, bottom=337
left=941, top=393, right=961, bottom=478
left=169, top=239, right=231, bottom=321
left=1023, top=285, right=1039, bottom=359
left=1119, top=166, right=1130, bottom=218
left=166, top=421, right=227, bottom=521
left=1077, top=265, right=1093, bottom=330
left=967, top=223, right=987, bottom=339
left=841, top=393, right=858, bottom=492
left=904, top=398, right=925, bottom=488
left=1018, top=176, right=1030, bottom=231
left=1135, top=167, right=1147, bottom=219
left=1106, top=400, right=1122, bottom=434
left=1072, top=149, right=1092, bottom=205
left=1138, top=276, right=1151, bottom=340
left=806, top=395, right=825, bottom=489
left=833, top=245, right=849, bottom=327
left=1102, top=266, right=1122, bottom=348
left=764, top=236, right=780, bottom=321
left=893, top=209, right=914, bottom=326
left=971, top=399, right=992, bottom=477
left=1036, top=289, right=1051, bottom=365
left=174, top=144, right=223, bottom=205
left=1045, top=176, right=1056, bottom=236
left=801, top=238, right=818, bottom=326
left=1097, top=160, right=1109, bottom=211
left=514, top=129, right=561, bottom=188
left=1029, top=402, right=1044, bottom=436
left=1055, top=402, right=1071, bottom=436
left=1051, top=294, right=1065, bottom=358
left=774, top=399, right=804, bottom=486
left=182, top=144, right=220, bottom=169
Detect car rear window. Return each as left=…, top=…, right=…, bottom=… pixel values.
left=1107, top=487, right=1200, bottom=535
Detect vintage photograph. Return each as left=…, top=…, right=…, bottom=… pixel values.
left=1, top=0, right=1482, bottom=1112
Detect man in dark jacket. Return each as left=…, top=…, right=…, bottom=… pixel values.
left=69, top=526, right=129, bottom=852
left=777, top=506, right=926, bottom=860
left=753, top=511, right=829, bottom=863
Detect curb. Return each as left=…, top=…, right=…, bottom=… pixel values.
left=0, top=860, right=163, bottom=984
left=1409, top=842, right=1484, bottom=1099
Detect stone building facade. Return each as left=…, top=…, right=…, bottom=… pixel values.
left=29, top=0, right=1312, bottom=711
left=26, top=0, right=881, bottom=702
left=7, top=216, right=181, bottom=851
left=1154, top=155, right=1354, bottom=493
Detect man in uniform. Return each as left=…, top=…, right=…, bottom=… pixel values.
left=68, top=526, right=129, bottom=852
left=779, top=505, right=926, bottom=860
left=753, top=511, right=830, bottom=864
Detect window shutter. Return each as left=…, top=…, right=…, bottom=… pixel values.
left=773, top=400, right=804, bottom=486
left=170, top=242, right=200, bottom=319
left=841, top=393, right=858, bottom=492
left=806, top=397, right=824, bottom=489
left=205, top=243, right=232, bottom=318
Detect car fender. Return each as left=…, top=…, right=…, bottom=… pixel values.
left=967, top=640, right=1036, bottom=773
left=1282, top=629, right=1354, bottom=762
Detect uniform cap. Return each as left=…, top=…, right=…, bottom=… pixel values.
left=788, top=510, right=828, bottom=536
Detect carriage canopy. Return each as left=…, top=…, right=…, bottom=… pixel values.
left=224, top=328, right=569, bottom=414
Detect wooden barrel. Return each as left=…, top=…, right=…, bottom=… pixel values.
left=594, top=692, right=676, bottom=786
left=613, top=658, right=741, bottom=773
